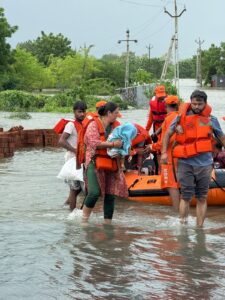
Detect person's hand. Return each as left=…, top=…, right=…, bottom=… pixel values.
left=151, top=133, right=158, bottom=143
left=160, top=152, right=168, bottom=164
left=113, top=139, right=123, bottom=148
left=144, top=144, right=152, bottom=153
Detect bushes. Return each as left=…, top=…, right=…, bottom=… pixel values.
left=109, top=95, right=128, bottom=110
left=0, top=90, right=48, bottom=111
left=0, top=89, right=129, bottom=113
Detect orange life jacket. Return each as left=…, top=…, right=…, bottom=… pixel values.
left=54, top=118, right=84, bottom=169
left=76, top=114, right=120, bottom=169
left=131, top=123, right=151, bottom=147
left=76, top=112, right=100, bottom=167
left=94, top=116, right=120, bottom=172
left=53, top=118, right=82, bottom=134
left=173, top=103, right=213, bottom=158
left=149, top=96, right=167, bottom=124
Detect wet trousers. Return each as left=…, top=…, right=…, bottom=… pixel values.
left=84, top=161, right=115, bottom=219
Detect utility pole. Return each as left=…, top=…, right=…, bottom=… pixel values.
left=161, top=35, right=175, bottom=81
left=146, top=44, right=153, bottom=73
left=118, top=29, right=137, bottom=88
left=195, top=37, right=204, bottom=87
left=164, top=0, right=186, bottom=93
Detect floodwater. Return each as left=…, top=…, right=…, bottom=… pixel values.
left=0, top=79, right=225, bottom=299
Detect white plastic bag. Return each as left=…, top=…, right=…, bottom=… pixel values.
left=57, top=157, right=84, bottom=182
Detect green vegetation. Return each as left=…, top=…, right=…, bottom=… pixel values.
left=8, top=111, right=31, bottom=119
left=0, top=89, right=127, bottom=113
left=0, top=6, right=225, bottom=112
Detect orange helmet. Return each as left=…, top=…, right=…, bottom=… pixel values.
left=165, top=95, right=179, bottom=105
left=155, top=85, right=166, bottom=97
left=223, top=117, right=225, bottom=121
left=96, top=100, right=107, bottom=108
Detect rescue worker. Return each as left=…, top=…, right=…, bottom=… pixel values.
left=145, top=85, right=167, bottom=174
left=161, top=90, right=225, bottom=227
left=82, top=102, right=128, bottom=224
left=145, top=95, right=180, bottom=211
left=58, top=101, right=87, bottom=210
left=145, top=85, right=167, bottom=138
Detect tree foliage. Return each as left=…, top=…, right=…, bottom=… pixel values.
left=12, top=48, right=54, bottom=91
left=18, top=31, right=73, bottom=66
left=0, top=7, right=18, bottom=89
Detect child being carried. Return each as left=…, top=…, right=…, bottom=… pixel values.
left=107, top=123, right=138, bottom=170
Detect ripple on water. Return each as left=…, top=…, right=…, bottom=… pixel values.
left=1, top=81, right=225, bottom=299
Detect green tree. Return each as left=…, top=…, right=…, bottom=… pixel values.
left=49, top=52, right=99, bottom=90
left=0, top=7, right=18, bottom=89
left=97, top=54, right=125, bottom=87
left=12, top=48, right=54, bottom=91
left=201, top=44, right=221, bottom=84
left=179, top=58, right=195, bottom=78
left=19, top=31, right=73, bottom=66
left=130, top=68, right=153, bottom=84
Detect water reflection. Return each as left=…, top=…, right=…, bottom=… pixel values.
left=1, top=79, right=225, bottom=299
left=174, top=228, right=218, bottom=299
left=64, top=224, right=141, bottom=299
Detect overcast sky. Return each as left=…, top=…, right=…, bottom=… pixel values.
left=1, top=0, right=225, bottom=60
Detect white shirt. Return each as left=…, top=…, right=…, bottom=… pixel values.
left=63, top=121, right=78, bottom=161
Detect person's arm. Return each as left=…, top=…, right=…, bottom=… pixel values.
left=96, top=139, right=122, bottom=149
left=160, top=127, right=174, bottom=164
left=58, top=132, right=76, bottom=153
left=160, top=116, right=177, bottom=163
left=211, top=116, right=225, bottom=147
left=218, top=135, right=225, bottom=147
left=146, top=109, right=153, bottom=131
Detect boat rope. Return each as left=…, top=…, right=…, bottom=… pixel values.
left=211, top=177, right=225, bottom=192
left=128, top=178, right=142, bottom=190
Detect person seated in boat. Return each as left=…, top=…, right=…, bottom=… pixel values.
left=127, top=123, right=152, bottom=174
left=213, top=143, right=225, bottom=169
left=145, top=95, right=180, bottom=211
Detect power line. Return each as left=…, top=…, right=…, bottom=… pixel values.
left=119, top=0, right=163, bottom=7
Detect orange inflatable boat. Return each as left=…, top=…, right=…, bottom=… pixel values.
left=125, top=169, right=225, bottom=206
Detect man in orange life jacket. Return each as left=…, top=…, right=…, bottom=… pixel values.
left=146, top=85, right=167, bottom=174
left=58, top=101, right=87, bottom=210
left=146, top=95, right=180, bottom=211
left=145, top=85, right=167, bottom=139
left=161, top=90, right=225, bottom=227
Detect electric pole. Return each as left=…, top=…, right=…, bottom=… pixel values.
left=146, top=44, right=153, bottom=73
left=118, top=29, right=137, bottom=88
left=164, top=0, right=186, bottom=93
left=195, top=38, right=204, bottom=87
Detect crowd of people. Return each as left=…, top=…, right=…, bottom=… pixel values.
left=56, top=86, right=225, bottom=227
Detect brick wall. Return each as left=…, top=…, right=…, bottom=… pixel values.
left=0, top=128, right=59, bottom=158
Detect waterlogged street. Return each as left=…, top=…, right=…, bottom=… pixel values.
left=1, top=80, right=225, bottom=299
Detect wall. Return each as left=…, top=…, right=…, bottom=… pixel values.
left=119, top=84, right=155, bottom=107
left=0, top=128, right=59, bottom=158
